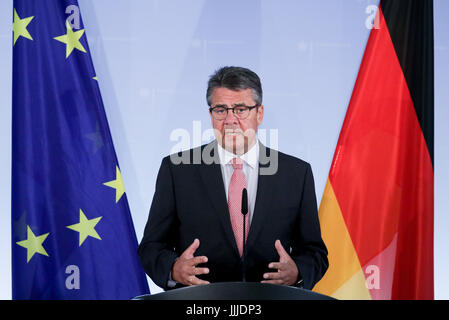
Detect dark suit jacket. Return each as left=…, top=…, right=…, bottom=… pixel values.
left=138, top=141, right=328, bottom=290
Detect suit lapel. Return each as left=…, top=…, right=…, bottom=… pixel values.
left=197, top=141, right=240, bottom=256
left=246, top=143, right=276, bottom=252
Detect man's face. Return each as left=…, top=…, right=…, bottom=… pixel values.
left=209, top=87, right=264, bottom=155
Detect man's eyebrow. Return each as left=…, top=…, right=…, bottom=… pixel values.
left=212, top=103, right=248, bottom=108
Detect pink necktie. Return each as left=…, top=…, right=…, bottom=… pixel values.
left=228, top=157, right=250, bottom=257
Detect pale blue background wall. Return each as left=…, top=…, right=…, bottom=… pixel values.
left=1, top=0, right=447, bottom=299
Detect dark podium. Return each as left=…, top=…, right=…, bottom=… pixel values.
left=133, top=282, right=334, bottom=300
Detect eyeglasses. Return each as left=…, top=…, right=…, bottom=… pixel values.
left=209, top=104, right=259, bottom=120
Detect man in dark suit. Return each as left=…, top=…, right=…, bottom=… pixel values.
left=138, top=66, right=328, bottom=290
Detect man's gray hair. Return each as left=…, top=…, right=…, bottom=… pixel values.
left=206, top=66, right=263, bottom=106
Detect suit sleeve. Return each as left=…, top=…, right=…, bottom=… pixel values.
left=291, top=163, right=329, bottom=290
left=138, top=156, right=179, bottom=290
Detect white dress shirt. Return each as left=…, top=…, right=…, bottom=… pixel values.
left=216, top=141, right=259, bottom=223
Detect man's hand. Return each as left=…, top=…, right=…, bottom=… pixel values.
left=172, top=239, right=210, bottom=286
left=261, top=240, right=299, bottom=286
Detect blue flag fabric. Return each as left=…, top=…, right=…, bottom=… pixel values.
left=12, top=0, right=149, bottom=299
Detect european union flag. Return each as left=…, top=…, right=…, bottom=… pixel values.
left=12, top=0, right=149, bottom=299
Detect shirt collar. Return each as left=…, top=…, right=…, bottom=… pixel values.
left=217, top=140, right=259, bottom=169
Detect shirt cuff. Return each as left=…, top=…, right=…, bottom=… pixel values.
left=167, top=271, right=178, bottom=288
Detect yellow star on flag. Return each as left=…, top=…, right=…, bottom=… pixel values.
left=103, top=166, right=126, bottom=203
left=13, top=9, right=34, bottom=46
left=16, top=226, right=49, bottom=263
left=53, top=21, right=87, bottom=58
left=66, top=209, right=102, bottom=246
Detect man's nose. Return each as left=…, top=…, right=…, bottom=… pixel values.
left=224, top=109, right=238, bottom=124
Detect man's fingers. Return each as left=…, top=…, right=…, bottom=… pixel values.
left=275, top=240, right=289, bottom=259
left=191, top=256, right=208, bottom=266
left=174, top=239, right=212, bottom=286
left=263, top=243, right=299, bottom=286
left=193, top=267, right=210, bottom=276
left=193, top=279, right=210, bottom=286
left=188, top=275, right=210, bottom=286
left=268, top=262, right=282, bottom=271
left=182, top=239, right=200, bottom=258
left=263, top=272, right=282, bottom=281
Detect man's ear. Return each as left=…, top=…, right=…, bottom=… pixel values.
left=257, top=105, right=264, bottom=125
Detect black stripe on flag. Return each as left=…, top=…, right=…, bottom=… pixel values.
left=380, top=0, right=434, bottom=166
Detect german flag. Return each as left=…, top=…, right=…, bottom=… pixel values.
left=313, top=0, right=434, bottom=300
